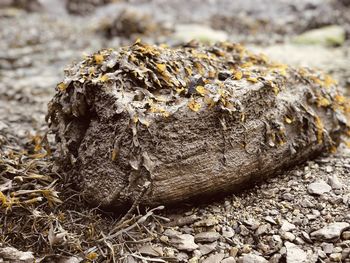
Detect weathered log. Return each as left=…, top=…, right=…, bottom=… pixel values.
left=47, top=41, right=349, bottom=209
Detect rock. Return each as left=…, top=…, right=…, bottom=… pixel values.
left=282, top=192, right=294, bottom=201
left=241, top=245, right=252, bottom=254
left=189, top=256, right=199, bottom=263
left=222, top=257, right=236, bottom=263
left=307, top=180, right=332, bottom=195
left=202, top=253, right=225, bottom=263
left=281, top=232, right=296, bottom=242
left=310, top=222, right=350, bottom=241
left=194, top=217, right=219, bottom=227
left=177, top=252, right=189, bottom=261
left=322, top=243, right=334, bottom=254
left=342, top=248, right=350, bottom=260
left=342, top=231, right=350, bottom=240
left=163, top=229, right=181, bottom=238
left=194, top=232, right=221, bottom=243
left=198, top=242, right=217, bottom=256
left=293, top=25, right=346, bottom=46
left=0, top=247, right=34, bottom=263
left=328, top=175, right=344, bottom=190
left=237, top=254, right=268, bottom=263
left=174, top=24, right=228, bottom=43
left=243, top=218, right=260, bottom=230
left=329, top=252, right=342, bottom=262
left=169, top=234, right=198, bottom=252
left=285, top=242, right=307, bottom=263
left=255, top=224, right=270, bottom=236
left=58, top=257, right=83, bottom=263
left=280, top=220, right=296, bottom=232
left=139, top=245, right=163, bottom=257
left=269, top=253, right=282, bottom=263
left=264, top=216, right=277, bottom=225
left=229, top=247, right=239, bottom=257
left=222, top=226, right=235, bottom=238
left=301, top=231, right=312, bottom=243
left=239, top=225, right=250, bottom=236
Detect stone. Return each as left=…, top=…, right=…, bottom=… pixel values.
left=169, top=234, right=199, bottom=251
left=194, top=232, right=221, bottom=243
left=322, top=243, right=334, bottom=254
left=310, top=222, right=350, bottom=241
left=239, top=225, right=250, bottom=236
left=202, top=253, right=225, bottom=263
left=199, top=242, right=217, bottom=256
left=282, top=192, right=294, bottom=201
left=307, top=180, right=332, bottom=195
left=255, top=224, right=270, bottom=236
left=285, top=242, right=307, bottom=263
left=301, top=231, right=312, bottom=243
left=342, top=248, right=350, bottom=260
left=229, top=247, right=239, bottom=257
left=189, top=256, right=199, bottom=263
left=241, top=245, right=252, bottom=254
left=269, top=253, right=282, bottom=263
left=281, top=232, right=296, bottom=242
left=264, top=216, right=277, bottom=225
left=222, top=226, right=235, bottom=238
left=280, top=220, right=296, bottom=232
left=58, top=257, right=83, bottom=263
left=328, top=175, right=344, bottom=190
left=317, top=250, right=327, bottom=259
left=293, top=25, right=346, bottom=46
left=329, top=253, right=342, bottom=262
left=237, top=254, right=268, bottom=263
left=0, top=247, right=34, bottom=263
left=221, top=257, right=236, bottom=263
left=163, top=229, right=181, bottom=238
left=139, top=245, right=163, bottom=257
left=194, top=217, right=219, bottom=227
left=342, top=231, right=350, bottom=240
left=177, top=252, right=189, bottom=261
left=243, top=218, right=260, bottom=230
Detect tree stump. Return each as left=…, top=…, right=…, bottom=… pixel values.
left=47, top=41, right=349, bottom=209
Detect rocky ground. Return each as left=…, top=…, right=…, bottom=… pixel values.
left=0, top=0, right=350, bottom=262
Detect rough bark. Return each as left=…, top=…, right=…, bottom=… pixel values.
left=47, top=41, right=350, bottom=209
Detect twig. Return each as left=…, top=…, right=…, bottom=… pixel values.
left=98, top=205, right=164, bottom=242
left=118, top=181, right=151, bottom=223
left=129, top=254, right=166, bottom=262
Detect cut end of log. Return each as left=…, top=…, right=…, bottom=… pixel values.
left=47, top=41, right=350, bottom=209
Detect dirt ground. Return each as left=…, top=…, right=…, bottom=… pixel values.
left=0, top=0, right=350, bottom=262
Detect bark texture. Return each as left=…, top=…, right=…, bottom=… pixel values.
left=47, top=41, right=350, bottom=209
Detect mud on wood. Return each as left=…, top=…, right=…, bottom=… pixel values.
left=47, top=41, right=350, bottom=209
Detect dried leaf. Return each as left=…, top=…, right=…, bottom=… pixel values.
left=94, top=54, right=104, bottom=64
left=285, top=117, right=293, bottom=124
left=57, top=82, right=67, bottom=91
left=156, top=63, right=166, bottom=72
left=86, top=252, right=98, bottom=260
left=188, top=99, right=201, bottom=112
left=317, top=97, right=331, bottom=107
left=195, top=85, right=207, bottom=96
left=234, top=71, right=243, bottom=80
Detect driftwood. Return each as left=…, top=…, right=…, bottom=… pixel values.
left=47, top=41, right=350, bottom=209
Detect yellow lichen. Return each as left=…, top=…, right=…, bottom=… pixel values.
left=188, top=99, right=201, bottom=112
